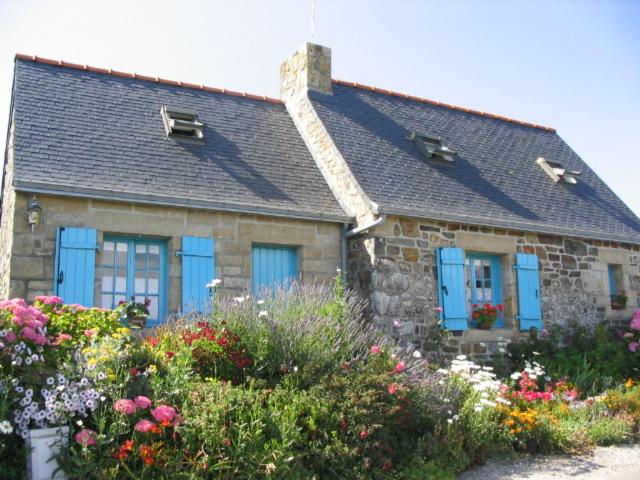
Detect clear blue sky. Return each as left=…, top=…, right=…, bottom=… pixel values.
left=1, top=0, right=638, bottom=216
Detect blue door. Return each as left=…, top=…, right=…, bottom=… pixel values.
left=252, top=245, right=298, bottom=296
left=54, top=227, right=98, bottom=307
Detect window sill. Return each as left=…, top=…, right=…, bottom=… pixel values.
left=462, top=328, right=519, bottom=342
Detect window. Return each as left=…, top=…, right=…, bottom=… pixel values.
left=536, top=157, right=581, bottom=184
left=252, top=245, right=298, bottom=296
left=160, top=106, right=204, bottom=140
left=465, top=253, right=504, bottom=328
left=608, top=264, right=626, bottom=309
left=410, top=132, right=456, bottom=162
left=100, top=237, right=168, bottom=325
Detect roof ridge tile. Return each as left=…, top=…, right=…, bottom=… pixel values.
left=332, top=78, right=555, bottom=132
left=15, top=53, right=283, bottom=105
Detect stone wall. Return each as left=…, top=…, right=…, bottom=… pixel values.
left=5, top=192, right=341, bottom=313
left=348, top=215, right=640, bottom=362
left=0, top=118, right=16, bottom=299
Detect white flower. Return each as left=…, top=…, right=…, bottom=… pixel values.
left=474, top=406, right=483, bottom=412
left=258, top=310, right=268, bottom=318
left=46, top=377, right=54, bottom=385
left=205, top=278, right=222, bottom=288
left=76, top=420, right=83, bottom=426
left=510, top=372, right=522, bottom=380
left=447, top=418, right=453, bottom=424
left=293, top=366, right=299, bottom=372
left=453, top=414, right=460, bottom=421
left=257, top=300, right=265, bottom=305
left=532, top=351, right=540, bottom=356
left=456, top=355, right=467, bottom=361
left=412, top=350, right=422, bottom=359
left=233, top=296, right=246, bottom=303
left=479, top=342, right=486, bottom=348
left=0, top=421, right=13, bottom=434
left=499, top=348, right=506, bottom=353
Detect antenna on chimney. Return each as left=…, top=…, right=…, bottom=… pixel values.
left=310, top=0, right=315, bottom=38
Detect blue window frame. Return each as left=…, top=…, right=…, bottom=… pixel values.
left=608, top=265, right=618, bottom=296
left=465, top=253, right=504, bottom=328
left=100, top=237, right=168, bottom=326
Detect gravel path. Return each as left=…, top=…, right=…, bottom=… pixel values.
left=458, top=444, right=640, bottom=479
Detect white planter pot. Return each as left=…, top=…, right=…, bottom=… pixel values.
left=26, top=426, right=68, bottom=480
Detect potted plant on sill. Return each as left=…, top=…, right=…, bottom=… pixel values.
left=611, top=292, right=628, bottom=310
left=472, top=303, right=504, bottom=330
left=119, top=297, right=151, bottom=329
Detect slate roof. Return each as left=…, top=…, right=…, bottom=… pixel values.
left=309, top=82, right=640, bottom=243
left=7, top=58, right=350, bottom=223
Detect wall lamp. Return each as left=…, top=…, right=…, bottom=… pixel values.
left=27, top=195, right=42, bottom=232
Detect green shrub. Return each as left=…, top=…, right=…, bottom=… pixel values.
left=206, top=279, right=385, bottom=387
left=587, top=415, right=633, bottom=445
left=509, top=323, right=639, bottom=395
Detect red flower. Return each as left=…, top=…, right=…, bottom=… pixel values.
left=497, top=304, right=505, bottom=312
left=130, top=368, right=139, bottom=377
left=388, top=383, right=397, bottom=395
left=393, top=362, right=405, bottom=374
left=359, top=430, right=369, bottom=440
left=165, top=351, right=175, bottom=359
left=472, top=311, right=479, bottom=318
left=339, top=419, right=348, bottom=431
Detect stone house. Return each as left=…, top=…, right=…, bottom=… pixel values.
left=279, top=43, right=640, bottom=357
left=0, top=53, right=351, bottom=326
left=1, top=43, right=639, bottom=354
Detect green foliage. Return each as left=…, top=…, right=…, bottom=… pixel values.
left=208, top=281, right=383, bottom=387
left=509, top=323, right=639, bottom=395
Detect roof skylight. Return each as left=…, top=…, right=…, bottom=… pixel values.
left=410, top=132, right=456, bottom=163
left=161, top=106, right=204, bottom=141
left=536, top=157, right=581, bottom=185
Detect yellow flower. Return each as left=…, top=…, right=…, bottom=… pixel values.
left=148, top=365, right=157, bottom=374
left=625, top=378, right=634, bottom=389
left=87, top=358, right=98, bottom=366
left=112, top=333, right=122, bottom=340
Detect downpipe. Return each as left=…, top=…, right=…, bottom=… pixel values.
left=340, top=214, right=386, bottom=283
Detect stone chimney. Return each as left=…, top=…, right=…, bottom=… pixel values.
left=280, top=43, right=332, bottom=99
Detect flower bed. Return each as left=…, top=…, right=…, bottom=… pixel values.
left=2, top=283, right=640, bottom=479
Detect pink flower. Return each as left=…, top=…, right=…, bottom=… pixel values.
left=393, top=362, right=405, bottom=374
left=630, top=310, right=640, bottom=331
left=624, top=332, right=634, bottom=338
left=113, top=399, right=137, bottom=415
left=170, top=413, right=184, bottom=427
left=541, top=329, right=549, bottom=337
left=134, top=419, right=157, bottom=433
left=434, top=306, right=443, bottom=313
left=629, top=341, right=639, bottom=353
left=75, top=429, right=97, bottom=446
left=388, top=383, right=397, bottom=395
left=84, top=329, right=97, bottom=338
left=35, top=295, right=64, bottom=306
left=151, top=405, right=176, bottom=423
left=392, top=320, right=400, bottom=328
left=371, top=345, right=381, bottom=355
left=359, top=430, right=368, bottom=440
left=5, top=331, right=16, bottom=343
left=134, top=396, right=152, bottom=409
left=54, top=333, right=72, bottom=345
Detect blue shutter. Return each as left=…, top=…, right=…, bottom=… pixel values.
left=54, top=227, right=97, bottom=307
left=436, top=247, right=468, bottom=330
left=181, top=236, right=215, bottom=313
left=252, top=245, right=298, bottom=296
left=515, top=253, right=542, bottom=331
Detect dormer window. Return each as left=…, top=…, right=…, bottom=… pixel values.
left=410, top=132, right=456, bottom=163
left=161, top=106, right=204, bottom=141
left=536, top=157, right=581, bottom=184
